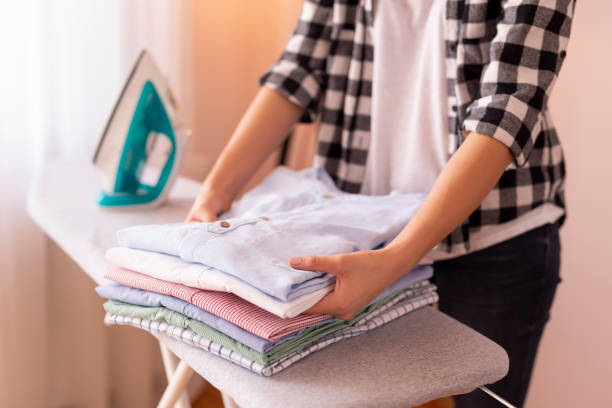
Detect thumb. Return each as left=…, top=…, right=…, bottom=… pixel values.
left=289, top=255, right=339, bottom=276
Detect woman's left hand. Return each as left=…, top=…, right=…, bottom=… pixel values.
left=290, top=248, right=404, bottom=320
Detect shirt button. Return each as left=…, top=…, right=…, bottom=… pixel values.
left=323, top=194, right=332, bottom=199
left=220, top=221, right=230, bottom=228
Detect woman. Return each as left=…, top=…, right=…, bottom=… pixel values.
left=187, top=0, right=575, bottom=406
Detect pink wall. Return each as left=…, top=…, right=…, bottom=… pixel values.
left=526, top=2, right=612, bottom=406
left=184, top=1, right=303, bottom=182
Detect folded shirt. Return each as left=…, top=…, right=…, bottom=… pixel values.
left=97, top=282, right=287, bottom=353
left=96, top=274, right=434, bottom=353
left=222, top=167, right=339, bottom=218
left=103, top=265, right=433, bottom=341
left=106, top=247, right=432, bottom=318
left=115, top=167, right=426, bottom=302
left=102, top=283, right=436, bottom=365
left=106, top=247, right=331, bottom=317
left=104, top=290, right=438, bottom=376
left=105, top=266, right=327, bottom=340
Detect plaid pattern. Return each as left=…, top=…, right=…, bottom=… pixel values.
left=260, top=0, right=575, bottom=253
left=104, top=291, right=439, bottom=376
left=105, top=266, right=330, bottom=341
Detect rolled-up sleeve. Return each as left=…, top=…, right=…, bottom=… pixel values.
left=460, top=0, right=575, bottom=166
left=259, top=0, right=333, bottom=123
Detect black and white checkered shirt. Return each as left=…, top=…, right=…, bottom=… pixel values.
left=260, top=0, right=575, bottom=254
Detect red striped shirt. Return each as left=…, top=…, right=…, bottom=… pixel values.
left=105, top=266, right=329, bottom=340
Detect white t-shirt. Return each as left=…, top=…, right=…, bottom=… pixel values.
left=362, top=0, right=450, bottom=196
left=363, top=0, right=564, bottom=259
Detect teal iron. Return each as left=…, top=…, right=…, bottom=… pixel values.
left=93, top=50, right=190, bottom=207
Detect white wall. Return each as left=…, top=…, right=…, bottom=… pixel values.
left=526, top=2, right=612, bottom=407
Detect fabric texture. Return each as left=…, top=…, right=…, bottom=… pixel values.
left=106, top=247, right=332, bottom=318
left=148, top=307, right=509, bottom=408
left=363, top=0, right=450, bottom=196
left=104, top=266, right=329, bottom=339
left=259, top=0, right=575, bottom=255
left=104, top=265, right=434, bottom=340
left=116, top=167, right=426, bottom=302
left=96, top=283, right=283, bottom=353
left=103, top=283, right=437, bottom=365
left=363, top=0, right=565, bottom=259
left=97, top=266, right=433, bottom=352
left=104, top=291, right=439, bottom=376
left=433, top=222, right=560, bottom=407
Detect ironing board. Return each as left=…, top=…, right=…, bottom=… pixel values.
left=28, top=161, right=511, bottom=408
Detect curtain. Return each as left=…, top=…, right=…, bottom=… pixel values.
left=0, top=1, right=192, bottom=406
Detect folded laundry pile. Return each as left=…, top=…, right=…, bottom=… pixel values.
left=98, top=167, right=438, bottom=376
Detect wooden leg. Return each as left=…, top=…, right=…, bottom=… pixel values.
left=159, top=342, right=193, bottom=408
left=157, top=360, right=194, bottom=408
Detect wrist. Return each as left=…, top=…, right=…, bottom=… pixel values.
left=199, top=180, right=233, bottom=212
left=379, top=242, right=422, bottom=281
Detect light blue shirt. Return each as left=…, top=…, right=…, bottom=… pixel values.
left=117, top=167, right=427, bottom=301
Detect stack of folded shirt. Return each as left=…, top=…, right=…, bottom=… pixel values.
left=97, top=167, right=439, bottom=376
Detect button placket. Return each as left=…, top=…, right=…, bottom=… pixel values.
left=207, top=218, right=261, bottom=234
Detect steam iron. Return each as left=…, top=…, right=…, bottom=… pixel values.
left=93, top=50, right=190, bottom=207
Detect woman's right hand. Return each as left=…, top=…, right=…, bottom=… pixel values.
left=185, top=185, right=233, bottom=222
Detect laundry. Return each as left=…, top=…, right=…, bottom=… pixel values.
left=101, top=166, right=438, bottom=376
left=97, top=283, right=313, bottom=352
left=104, top=266, right=328, bottom=339
left=102, top=264, right=433, bottom=339
left=104, top=289, right=439, bottom=377
left=102, top=283, right=437, bottom=365
left=105, top=247, right=331, bottom=317
left=115, top=167, right=427, bottom=302
left=97, top=272, right=433, bottom=351
left=105, top=248, right=433, bottom=318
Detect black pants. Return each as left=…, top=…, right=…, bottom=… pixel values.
left=432, top=222, right=561, bottom=408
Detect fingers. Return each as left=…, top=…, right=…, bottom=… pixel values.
left=304, top=291, right=336, bottom=315
left=289, top=255, right=340, bottom=276
left=185, top=207, right=218, bottom=223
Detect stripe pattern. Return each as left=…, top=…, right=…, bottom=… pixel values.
left=259, top=0, right=575, bottom=253
left=105, top=266, right=330, bottom=340
left=105, top=291, right=439, bottom=376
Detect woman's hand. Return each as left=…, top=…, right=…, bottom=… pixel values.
left=185, top=185, right=232, bottom=222
left=290, top=248, right=407, bottom=320
left=185, top=87, right=305, bottom=223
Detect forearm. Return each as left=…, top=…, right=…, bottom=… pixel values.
left=384, top=132, right=514, bottom=276
left=202, top=86, right=305, bottom=200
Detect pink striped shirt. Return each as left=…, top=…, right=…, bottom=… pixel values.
left=105, top=266, right=329, bottom=340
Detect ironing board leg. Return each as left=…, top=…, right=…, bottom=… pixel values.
left=221, top=392, right=240, bottom=408
left=478, top=386, right=517, bottom=408
left=157, top=359, right=194, bottom=408
left=158, top=342, right=194, bottom=408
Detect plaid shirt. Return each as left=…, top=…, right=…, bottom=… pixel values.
left=260, top=0, right=575, bottom=253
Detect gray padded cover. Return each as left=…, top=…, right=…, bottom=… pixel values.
left=158, top=306, right=509, bottom=408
